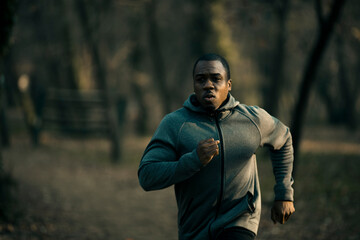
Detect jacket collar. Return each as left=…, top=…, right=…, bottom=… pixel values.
left=183, top=93, right=239, bottom=114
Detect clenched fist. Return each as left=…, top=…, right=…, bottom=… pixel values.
left=271, top=201, right=295, bottom=224
left=197, top=138, right=220, bottom=166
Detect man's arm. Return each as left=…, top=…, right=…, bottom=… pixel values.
left=252, top=106, right=295, bottom=224
left=138, top=115, right=218, bottom=191
left=269, top=138, right=295, bottom=224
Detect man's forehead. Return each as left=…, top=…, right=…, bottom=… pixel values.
left=194, top=60, right=226, bottom=75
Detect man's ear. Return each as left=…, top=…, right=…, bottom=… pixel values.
left=228, top=79, right=232, bottom=91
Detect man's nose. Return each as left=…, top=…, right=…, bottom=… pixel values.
left=203, top=79, right=214, bottom=89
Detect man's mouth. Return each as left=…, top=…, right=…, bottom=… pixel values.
left=203, top=93, right=215, bottom=101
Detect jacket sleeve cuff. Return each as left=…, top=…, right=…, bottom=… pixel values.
left=274, top=186, right=294, bottom=202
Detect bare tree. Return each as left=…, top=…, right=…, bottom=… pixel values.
left=75, top=0, right=123, bottom=162
left=128, top=7, right=150, bottom=135
left=0, top=0, right=17, bottom=164
left=335, top=27, right=357, bottom=129
left=315, top=25, right=358, bottom=129
left=265, top=0, right=290, bottom=117
left=291, top=0, right=346, bottom=173
left=145, top=0, right=173, bottom=115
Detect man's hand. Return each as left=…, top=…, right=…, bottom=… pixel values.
left=197, top=138, right=220, bottom=166
left=271, top=201, right=295, bottom=224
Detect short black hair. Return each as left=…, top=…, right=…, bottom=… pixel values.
left=192, top=53, right=230, bottom=80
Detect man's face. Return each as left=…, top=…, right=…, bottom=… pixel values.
left=193, top=60, right=232, bottom=111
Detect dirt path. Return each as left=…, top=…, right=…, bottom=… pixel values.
left=3, top=134, right=179, bottom=240
left=2, top=129, right=360, bottom=240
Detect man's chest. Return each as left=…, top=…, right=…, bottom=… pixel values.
left=177, top=115, right=260, bottom=161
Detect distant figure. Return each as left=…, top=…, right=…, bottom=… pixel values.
left=138, top=53, right=295, bottom=240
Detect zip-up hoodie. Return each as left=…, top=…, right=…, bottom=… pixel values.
left=138, top=94, right=294, bottom=240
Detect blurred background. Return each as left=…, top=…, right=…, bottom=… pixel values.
left=0, top=0, right=359, bottom=239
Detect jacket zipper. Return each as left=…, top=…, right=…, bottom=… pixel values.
left=214, top=112, right=225, bottom=218
left=208, top=113, right=225, bottom=239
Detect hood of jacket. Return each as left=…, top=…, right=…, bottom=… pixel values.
left=183, top=93, right=240, bottom=113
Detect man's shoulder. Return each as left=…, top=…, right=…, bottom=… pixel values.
left=164, top=107, right=190, bottom=120
left=153, top=107, right=196, bottom=138
left=234, top=103, right=264, bottom=118
left=159, top=107, right=191, bottom=127
left=234, top=103, right=275, bottom=128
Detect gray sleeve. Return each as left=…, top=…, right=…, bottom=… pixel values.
left=138, top=115, right=203, bottom=191
left=254, top=107, right=294, bottom=201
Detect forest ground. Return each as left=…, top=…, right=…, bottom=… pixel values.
left=1, top=124, right=360, bottom=240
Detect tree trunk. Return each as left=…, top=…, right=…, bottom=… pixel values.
left=75, top=0, right=122, bottom=162
left=59, top=0, right=78, bottom=90
left=0, top=69, right=10, bottom=147
left=335, top=30, right=357, bottom=129
left=265, top=0, right=290, bottom=117
left=0, top=0, right=17, bottom=152
left=291, top=0, right=346, bottom=173
left=0, top=74, right=6, bottom=165
left=316, top=69, right=341, bottom=124
left=128, top=7, right=150, bottom=135
left=145, top=0, right=173, bottom=115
